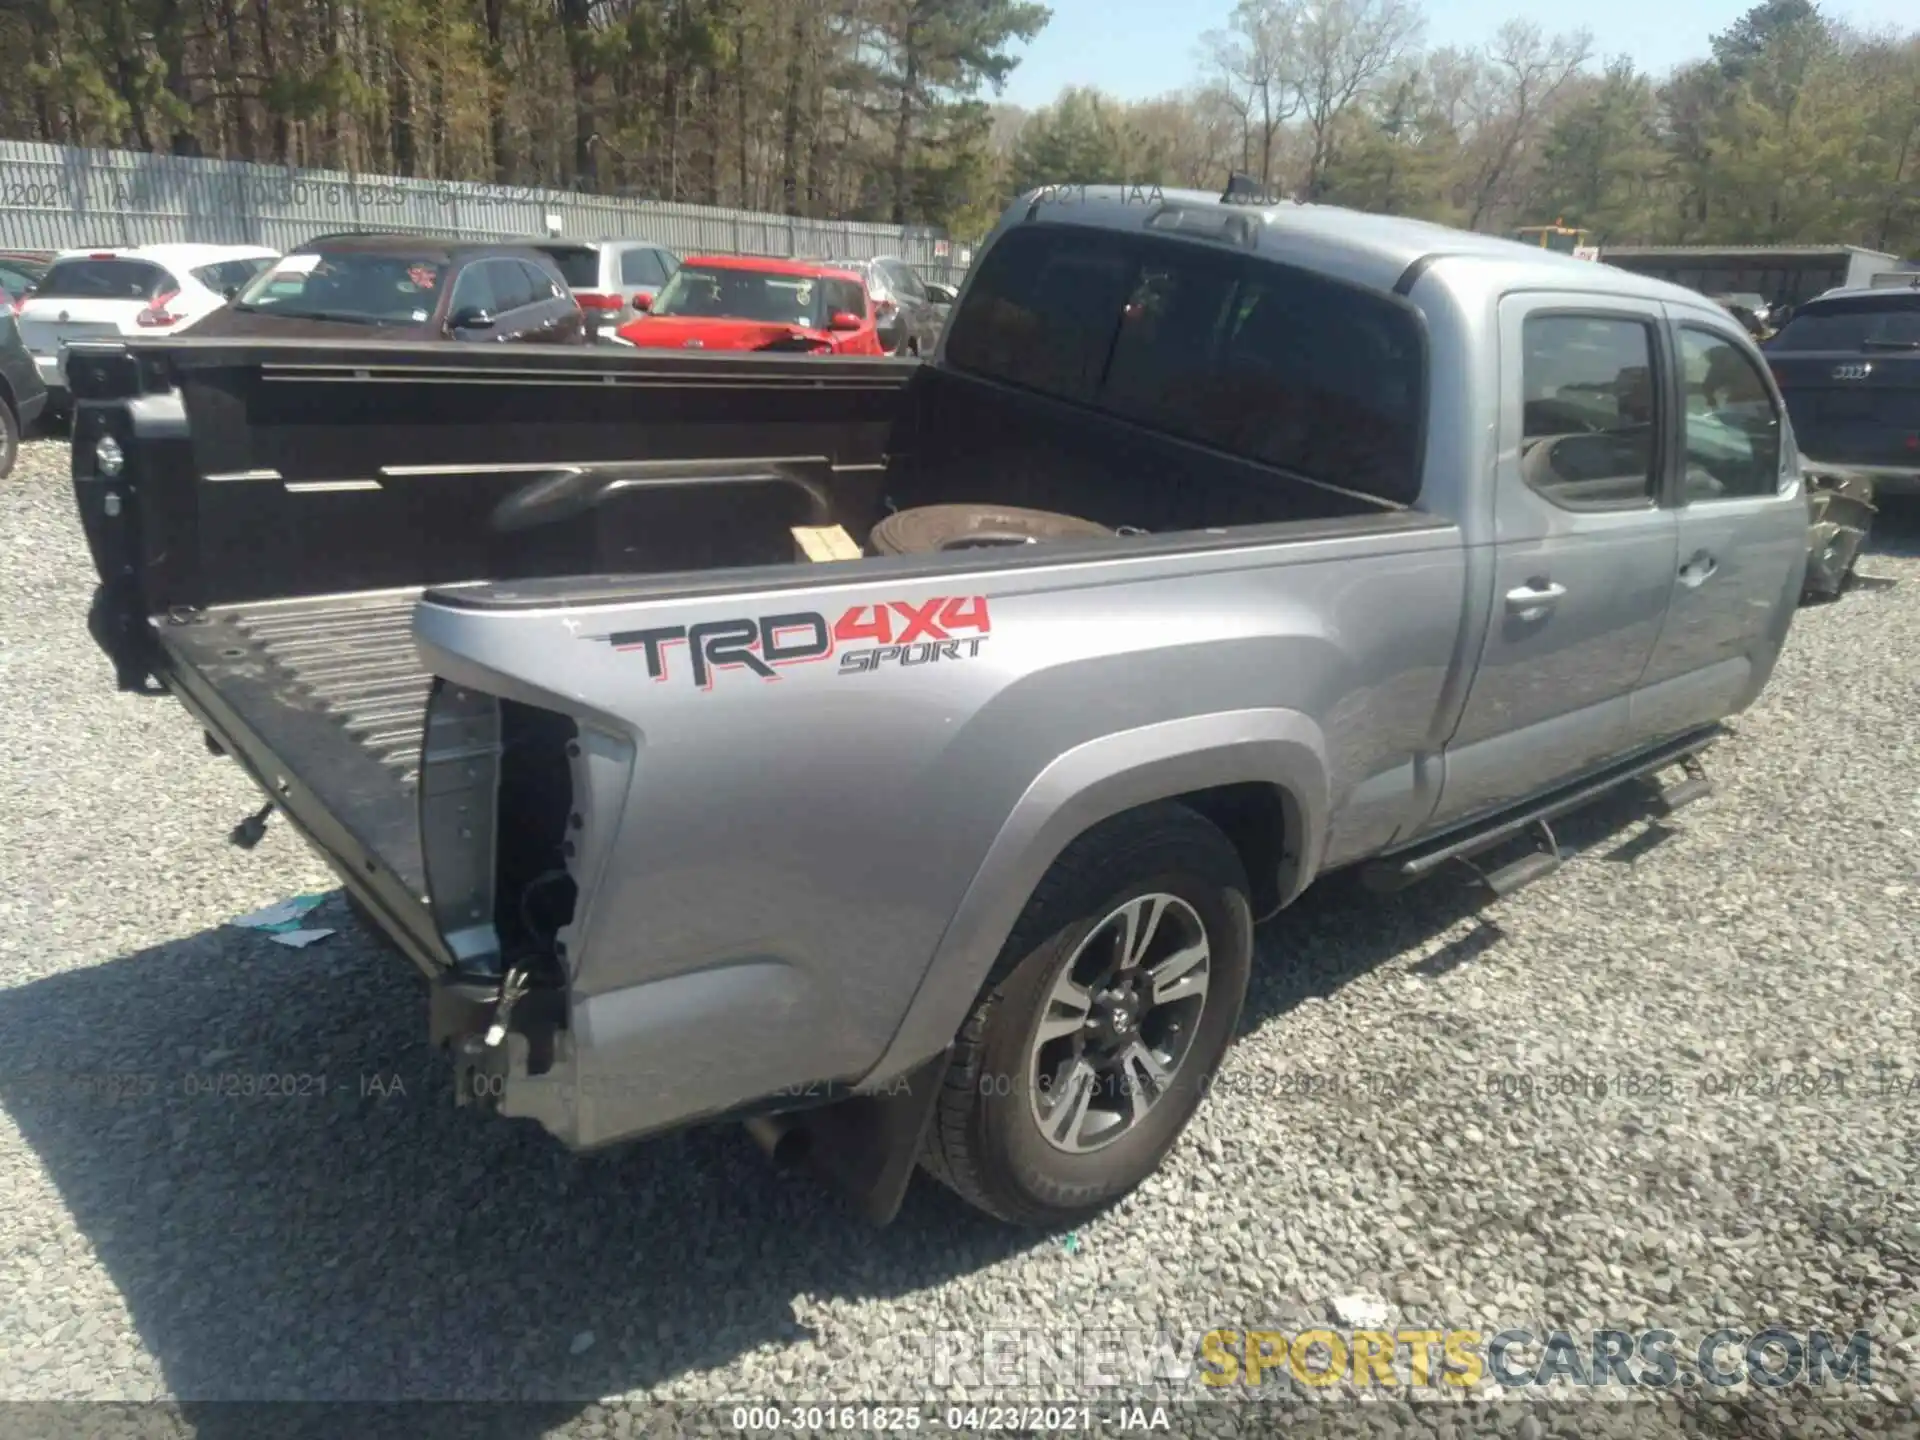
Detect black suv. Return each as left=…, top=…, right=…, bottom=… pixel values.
left=1764, top=283, right=1920, bottom=497
left=188, top=236, right=587, bottom=344
left=0, top=301, right=50, bottom=475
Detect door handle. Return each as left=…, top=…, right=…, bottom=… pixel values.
left=1505, top=580, right=1567, bottom=618
left=1679, top=551, right=1719, bottom=587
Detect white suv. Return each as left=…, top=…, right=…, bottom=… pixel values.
left=19, top=243, right=280, bottom=414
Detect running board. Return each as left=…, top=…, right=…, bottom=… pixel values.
left=1362, top=727, right=1720, bottom=894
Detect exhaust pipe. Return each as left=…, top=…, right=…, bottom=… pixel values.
left=744, top=1114, right=810, bottom=1169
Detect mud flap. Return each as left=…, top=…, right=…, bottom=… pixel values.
left=789, top=1047, right=954, bottom=1226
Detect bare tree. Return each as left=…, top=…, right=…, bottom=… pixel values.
left=1294, top=0, right=1424, bottom=198
left=1202, top=0, right=1298, bottom=188
left=1456, top=21, right=1593, bottom=228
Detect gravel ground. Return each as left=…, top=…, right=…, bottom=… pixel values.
left=2, top=434, right=1918, bottom=1438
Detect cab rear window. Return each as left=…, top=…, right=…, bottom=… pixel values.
left=945, top=226, right=1427, bottom=504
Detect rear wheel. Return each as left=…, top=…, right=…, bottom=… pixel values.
left=920, top=803, right=1253, bottom=1227
left=0, top=398, right=16, bottom=480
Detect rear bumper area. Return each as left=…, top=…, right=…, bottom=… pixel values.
left=152, top=589, right=451, bottom=976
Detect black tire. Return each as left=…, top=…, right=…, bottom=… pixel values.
left=0, top=397, right=17, bottom=480
left=869, top=503, right=1113, bottom=557
left=920, top=802, right=1253, bottom=1227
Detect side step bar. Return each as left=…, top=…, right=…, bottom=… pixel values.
left=1362, top=726, right=1721, bottom=895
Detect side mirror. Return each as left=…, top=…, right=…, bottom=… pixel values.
left=632, top=293, right=652, bottom=312
left=451, top=307, right=495, bottom=331
left=828, top=310, right=864, bottom=332
left=221, top=285, right=240, bottom=301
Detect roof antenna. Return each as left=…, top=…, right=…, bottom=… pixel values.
left=1221, top=171, right=1277, bottom=207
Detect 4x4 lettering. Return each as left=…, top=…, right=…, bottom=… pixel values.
left=688, top=618, right=772, bottom=688
left=939, top=596, right=992, bottom=635
left=833, top=605, right=893, bottom=645
left=890, top=598, right=950, bottom=643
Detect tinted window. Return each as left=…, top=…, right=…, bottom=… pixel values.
left=822, top=278, right=866, bottom=318
left=192, top=258, right=269, bottom=296
left=447, top=261, right=501, bottom=317
left=888, top=261, right=927, bottom=301
left=944, top=228, right=1133, bottom=404
left=648, top=265, right=849, bottom=326
left=948, top=227, right=1427, bottom=500
left=0, top=261, right=42, bottom=295
left=1207, top=265, right=1423, bottom=502
left=1519, top=315, right=1659, bottom=510
left=522, top=260, right=566, bottom=302
left=538, top=246, right=602, bottom=289
left=621, top=248, right=667, bottom=287
left=1101, top=255, right=1239, bottom=430
left=1679, top=327, right=1782, bottom=500
left=36, top=258, right=174, bottom=301
left=234, top=251, right=446, bottom=325
left=1770, top=297, right=1920, bottom=351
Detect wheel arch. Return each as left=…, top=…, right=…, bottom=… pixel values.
left=862, top=708, right=1330, bottom=1087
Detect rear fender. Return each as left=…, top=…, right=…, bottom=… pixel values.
left=864, top=708, right=1330, bottom=1086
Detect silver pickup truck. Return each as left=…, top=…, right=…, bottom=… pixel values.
left=67, top=185, right=1809, bottom=1229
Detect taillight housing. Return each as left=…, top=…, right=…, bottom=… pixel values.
left=135, top=290, right=183, bottom=327
left=576, top=292, right=623, bottom=312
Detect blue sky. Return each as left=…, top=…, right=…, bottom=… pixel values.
left=997, top=0, right=1915, bottom=109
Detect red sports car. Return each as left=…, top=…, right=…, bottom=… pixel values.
left=612, top=255, right=885, bottom=354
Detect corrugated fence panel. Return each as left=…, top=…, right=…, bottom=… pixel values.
left=0, top=140, right=975, bottom=282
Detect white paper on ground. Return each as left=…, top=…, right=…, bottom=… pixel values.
left=229, top=896, right=324, bottom=930
left=267, top=928, right=336, bottom=949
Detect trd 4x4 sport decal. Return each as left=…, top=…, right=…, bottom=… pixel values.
left=593, top=595, right=992, bottom=691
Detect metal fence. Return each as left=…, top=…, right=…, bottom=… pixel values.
left=0, top=139, right=976, bottom=282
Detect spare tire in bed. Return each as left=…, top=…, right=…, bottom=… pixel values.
left=868, top=503, right=1114, bottom=556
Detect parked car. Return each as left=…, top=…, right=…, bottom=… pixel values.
left=18, top=243, right=279, bottom=416
left=613, top=255, right=886, bottom=354
left=522, top=238, right=681, bottom=341
left=0, top=300, right=49, bottom=476
left=185, top=235, right=587, bottom=345
left=0, top=251, right=52, bottom=312
left=66, top=183, right=1808, bottom=1230
left=1763, top=284, right=1920, bottom=497
left=818, top=254, right=945, bottom=355
left=1763, top=282, right=1918, bottom=597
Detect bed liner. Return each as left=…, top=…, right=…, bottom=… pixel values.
left=156, top=586, right=435, bottom=929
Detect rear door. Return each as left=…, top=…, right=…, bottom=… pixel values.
left=1432, top=296, right=1680, bottom=826
left=1632, top=312, right=1808, bottom=741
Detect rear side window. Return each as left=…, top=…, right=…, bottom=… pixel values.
left=518, top=260, right=564, bottom=303
left=621, top=248, right=667, bottom=288
left=823, top=278, right=866, bottom=318
left=945, top=228, right=1134, bottom=404
left=191, top=257, right=271, bottom=296
left=540, top=247, right=602, bottom=289
left=1519, top=315, right=1660, bottom=510
left=947, top=226, right=1427, bottom=502
left=1679, top=327, right=1782, bottom=500
left=36, top=258, right=174, bottom=301
left=1771, top=298, right=1920, bottom=351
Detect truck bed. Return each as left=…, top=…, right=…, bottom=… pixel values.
left=159, top=588, right=435, bottom=939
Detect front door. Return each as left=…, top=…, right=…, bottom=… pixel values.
left=1430, top=296, right=1680, bottom=829
left=1632, top=312, right=1810, bottom=742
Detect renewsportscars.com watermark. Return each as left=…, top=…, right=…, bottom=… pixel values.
left=896, top=1326, right=1880, bottom=1396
